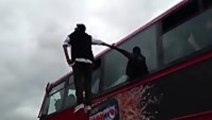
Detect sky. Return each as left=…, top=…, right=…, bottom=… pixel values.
left=0, top=0, right=182, bottom=120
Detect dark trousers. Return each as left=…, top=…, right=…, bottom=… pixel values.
left=73, top=62, right=92, bottom=105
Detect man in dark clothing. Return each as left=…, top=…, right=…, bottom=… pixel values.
left=110, top=45, right=149, bottom=81
left=63, top=24, right=107, bottom=113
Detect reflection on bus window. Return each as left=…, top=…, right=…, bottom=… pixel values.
left=92, top=67, right=101, bottom=94
left=48, top=90, right=64, bottom=115
left=108, top=75, right=128, bottom=88
left=64, top=77, right=77, bottom=109
left=163, top=8, right=212, bottom=63
left=64, top=88, right=76, bottom=108
left=44, top=81, right=65, bottom=115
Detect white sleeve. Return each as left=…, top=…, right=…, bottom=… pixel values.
left=92, top=38, right=104, bottom=45
left=63, top=36, right=70, bottom=46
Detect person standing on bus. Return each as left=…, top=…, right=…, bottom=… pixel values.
left=63, top=24, right=107, bottom=113
left=110, top=45, right=149, bottom=80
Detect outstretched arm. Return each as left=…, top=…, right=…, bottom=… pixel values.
left=105, top=44, right=131, bottom=59
left=92, top=38, right=107, bottom=45
left=92, top=38, right=131, bottom=58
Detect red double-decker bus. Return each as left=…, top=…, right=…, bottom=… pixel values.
left=38, top=0, right=212, bottom=119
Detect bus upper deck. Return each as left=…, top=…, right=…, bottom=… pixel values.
left=38, top=0, right=212, bottom=119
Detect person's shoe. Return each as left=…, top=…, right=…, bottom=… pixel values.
left=84, top=105, right=92, bottom=114
left=74, top=103, right=84, bottom=113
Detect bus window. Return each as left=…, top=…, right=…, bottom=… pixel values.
left=91, top=59, right=102, bottom=94
left=91, top=67, right=101, bottom=94
left=102, top=25, right=157, bottom=91
left=47, top=82, right=65, bottom=115
left=163, top=8, right=212, bottom=63
left=120, top=25, right=157, bottom=71
left=63, top=76, right=76, bottom=109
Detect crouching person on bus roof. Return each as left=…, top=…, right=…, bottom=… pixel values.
left=109, top=44, right=149, bottom=81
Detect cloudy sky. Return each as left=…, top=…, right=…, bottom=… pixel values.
left=0, top=0, right=182, bottom=120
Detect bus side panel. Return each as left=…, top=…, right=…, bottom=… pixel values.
left=89, top=55, right=212, bottom=120
left=172, top=111, right=212, bottom=120
left=43, top=108, right=89, bottom=120
left=157, top=58, right=212, bottom=119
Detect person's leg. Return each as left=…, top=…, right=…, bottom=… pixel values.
left=73, top=63, right=84, bottom=105
left=84, top=63, right=92, bottom=106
